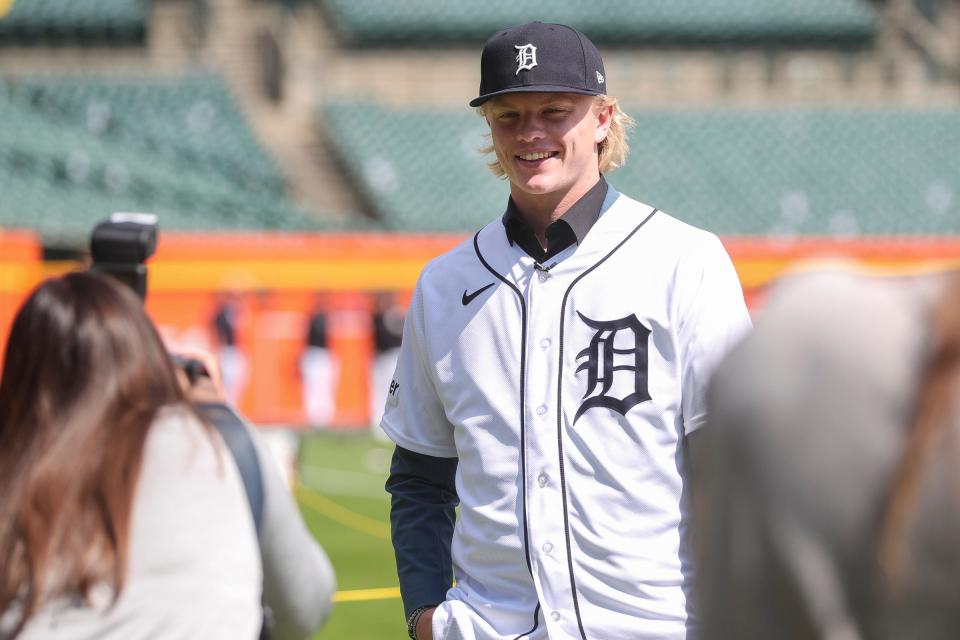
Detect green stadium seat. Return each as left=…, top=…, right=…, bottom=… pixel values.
left=319, top=0, right=876, bottom=46
left=319, top=100, right=960, bottom=236
left=9, top=73, right=287, bottom=196
left=0, top=72, right=356, bottom=245
left=0, top=0, right=147, bottom=45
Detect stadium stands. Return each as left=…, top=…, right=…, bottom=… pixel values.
left=0, top=0, right=149, bottom=45
left=9, top=73, right=287, bottom=195
left=320, top=0, right=877, bottom=46
left=321, top=102, right=508, bottom=232
left=0, top=72, right=354, bottom=245
left=619, top=109, right=960, bottom=235
left=2, top=0, right=955, bottom=243
left=321, top=101, right=960, bottom=235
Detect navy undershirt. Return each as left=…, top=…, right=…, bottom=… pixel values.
left=386, top=446, right=458, bottom=617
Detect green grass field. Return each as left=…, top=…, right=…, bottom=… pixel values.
left=296, top=431, right=406, bottom=640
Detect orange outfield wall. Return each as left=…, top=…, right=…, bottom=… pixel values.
left=0, top=231, right=43, bottom=363
left=3, top=231, right=960, bottom=427
left=722, top=236, right=960, bottom=311
left=147, top=232, right=960, bottom=295
left=142, top=233, right=459, bottom=426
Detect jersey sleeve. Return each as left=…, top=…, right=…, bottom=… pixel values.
left=676, top=233, right=752, bottom=435
left=380, top=273, right=458, bottom=458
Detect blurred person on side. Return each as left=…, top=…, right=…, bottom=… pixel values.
left=698, top=267, right=960, bottom=639
left=0, top=272, right=335, bottom=640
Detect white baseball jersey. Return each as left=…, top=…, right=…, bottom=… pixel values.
left=381, top=188, right=752, bottom=640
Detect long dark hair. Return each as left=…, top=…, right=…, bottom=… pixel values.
left=880, top=271, right=960, bottom=587
left=0, top=272, right=186, bottom=635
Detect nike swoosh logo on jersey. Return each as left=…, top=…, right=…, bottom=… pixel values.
left=461, top=283, right=495, bottom=306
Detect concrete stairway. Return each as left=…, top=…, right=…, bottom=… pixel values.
left=194, top=0, right=368, bottom=221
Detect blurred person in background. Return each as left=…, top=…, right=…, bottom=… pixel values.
left=698, top=268, right=960, bottom=639
left=0, top=272, right=335, bottom=640
left=300, top=294, right=338, bottom=428
left=213, top=292, right=249, bottom=407
left=369, top=291, right=404, bottom=437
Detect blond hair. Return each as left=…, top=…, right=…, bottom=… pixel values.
left=477, top=94, right=634, bottom=178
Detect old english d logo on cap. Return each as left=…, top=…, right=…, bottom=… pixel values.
left=470, top=21, right=607, bottom=107
left=514, top=44, right=538, bottom=74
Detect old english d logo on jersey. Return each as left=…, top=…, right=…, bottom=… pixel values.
left=514, top=44, right=537, bottom=74
left=574, top=311, right=651, bottom=423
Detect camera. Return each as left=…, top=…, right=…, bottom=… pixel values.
left=88, top=213, right=206, bottom=382
left=89, top=212, right=158, bottom=301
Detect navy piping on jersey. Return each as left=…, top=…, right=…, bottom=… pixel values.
left=472, top=231, right=540, bottom=640
left=555, top=207, right=659, bottom=640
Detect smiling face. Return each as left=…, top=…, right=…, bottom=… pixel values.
left=485, top=92, right=613, bottom=212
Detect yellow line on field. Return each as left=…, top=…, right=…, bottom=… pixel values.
left=295, top=483, right=391, bottom=541
left=334, top=586, right=401, bottom=603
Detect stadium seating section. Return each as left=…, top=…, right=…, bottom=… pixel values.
left=0, top=72, right=343, bottom=245
left=321, top=102, right=506, bottom=232
left=321, top=101, right=960, bottom=235
left=0, top=0, right=148, bottom=45
left=320, top=0, right=876, bottom=46
left=5, top=0, right=955, bottom=242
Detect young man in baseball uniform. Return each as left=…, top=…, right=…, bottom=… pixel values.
left=383, top=21, right=752, bottom=640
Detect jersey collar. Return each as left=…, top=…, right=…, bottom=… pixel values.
left=501, top=176, right=609, bottom=262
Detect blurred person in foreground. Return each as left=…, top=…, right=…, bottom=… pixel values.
left=383, top=20, right=751, bottom=640
left=699, top=267, right=960, bottom=639
left=0, top=272, right=335, bottom=640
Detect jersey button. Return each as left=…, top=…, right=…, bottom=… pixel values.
left=537, top=472, right=549, bottom=487
left=542, top=542, right=553, bottom=554
left=550, top=611, right=561, bottom=622
left=539, top=338, right=551, bottom=350
left=536, top=405, right=547, bottom=417
left=537, top=271, right=549, bottom=282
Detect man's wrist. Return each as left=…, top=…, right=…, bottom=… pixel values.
left=406, top=605, right=436, bottom=640
left=415, top=607, right=435, bottom=640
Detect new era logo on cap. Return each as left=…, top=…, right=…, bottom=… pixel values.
left=470, top=21, right=607, bottom=107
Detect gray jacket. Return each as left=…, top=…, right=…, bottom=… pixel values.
left=3, top=405, right=335, bottom=640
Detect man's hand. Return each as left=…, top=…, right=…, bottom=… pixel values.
left=415, top=606, right=436, bottom=640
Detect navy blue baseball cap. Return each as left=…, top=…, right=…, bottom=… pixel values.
left=470, top=21, right=607, bottom=107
